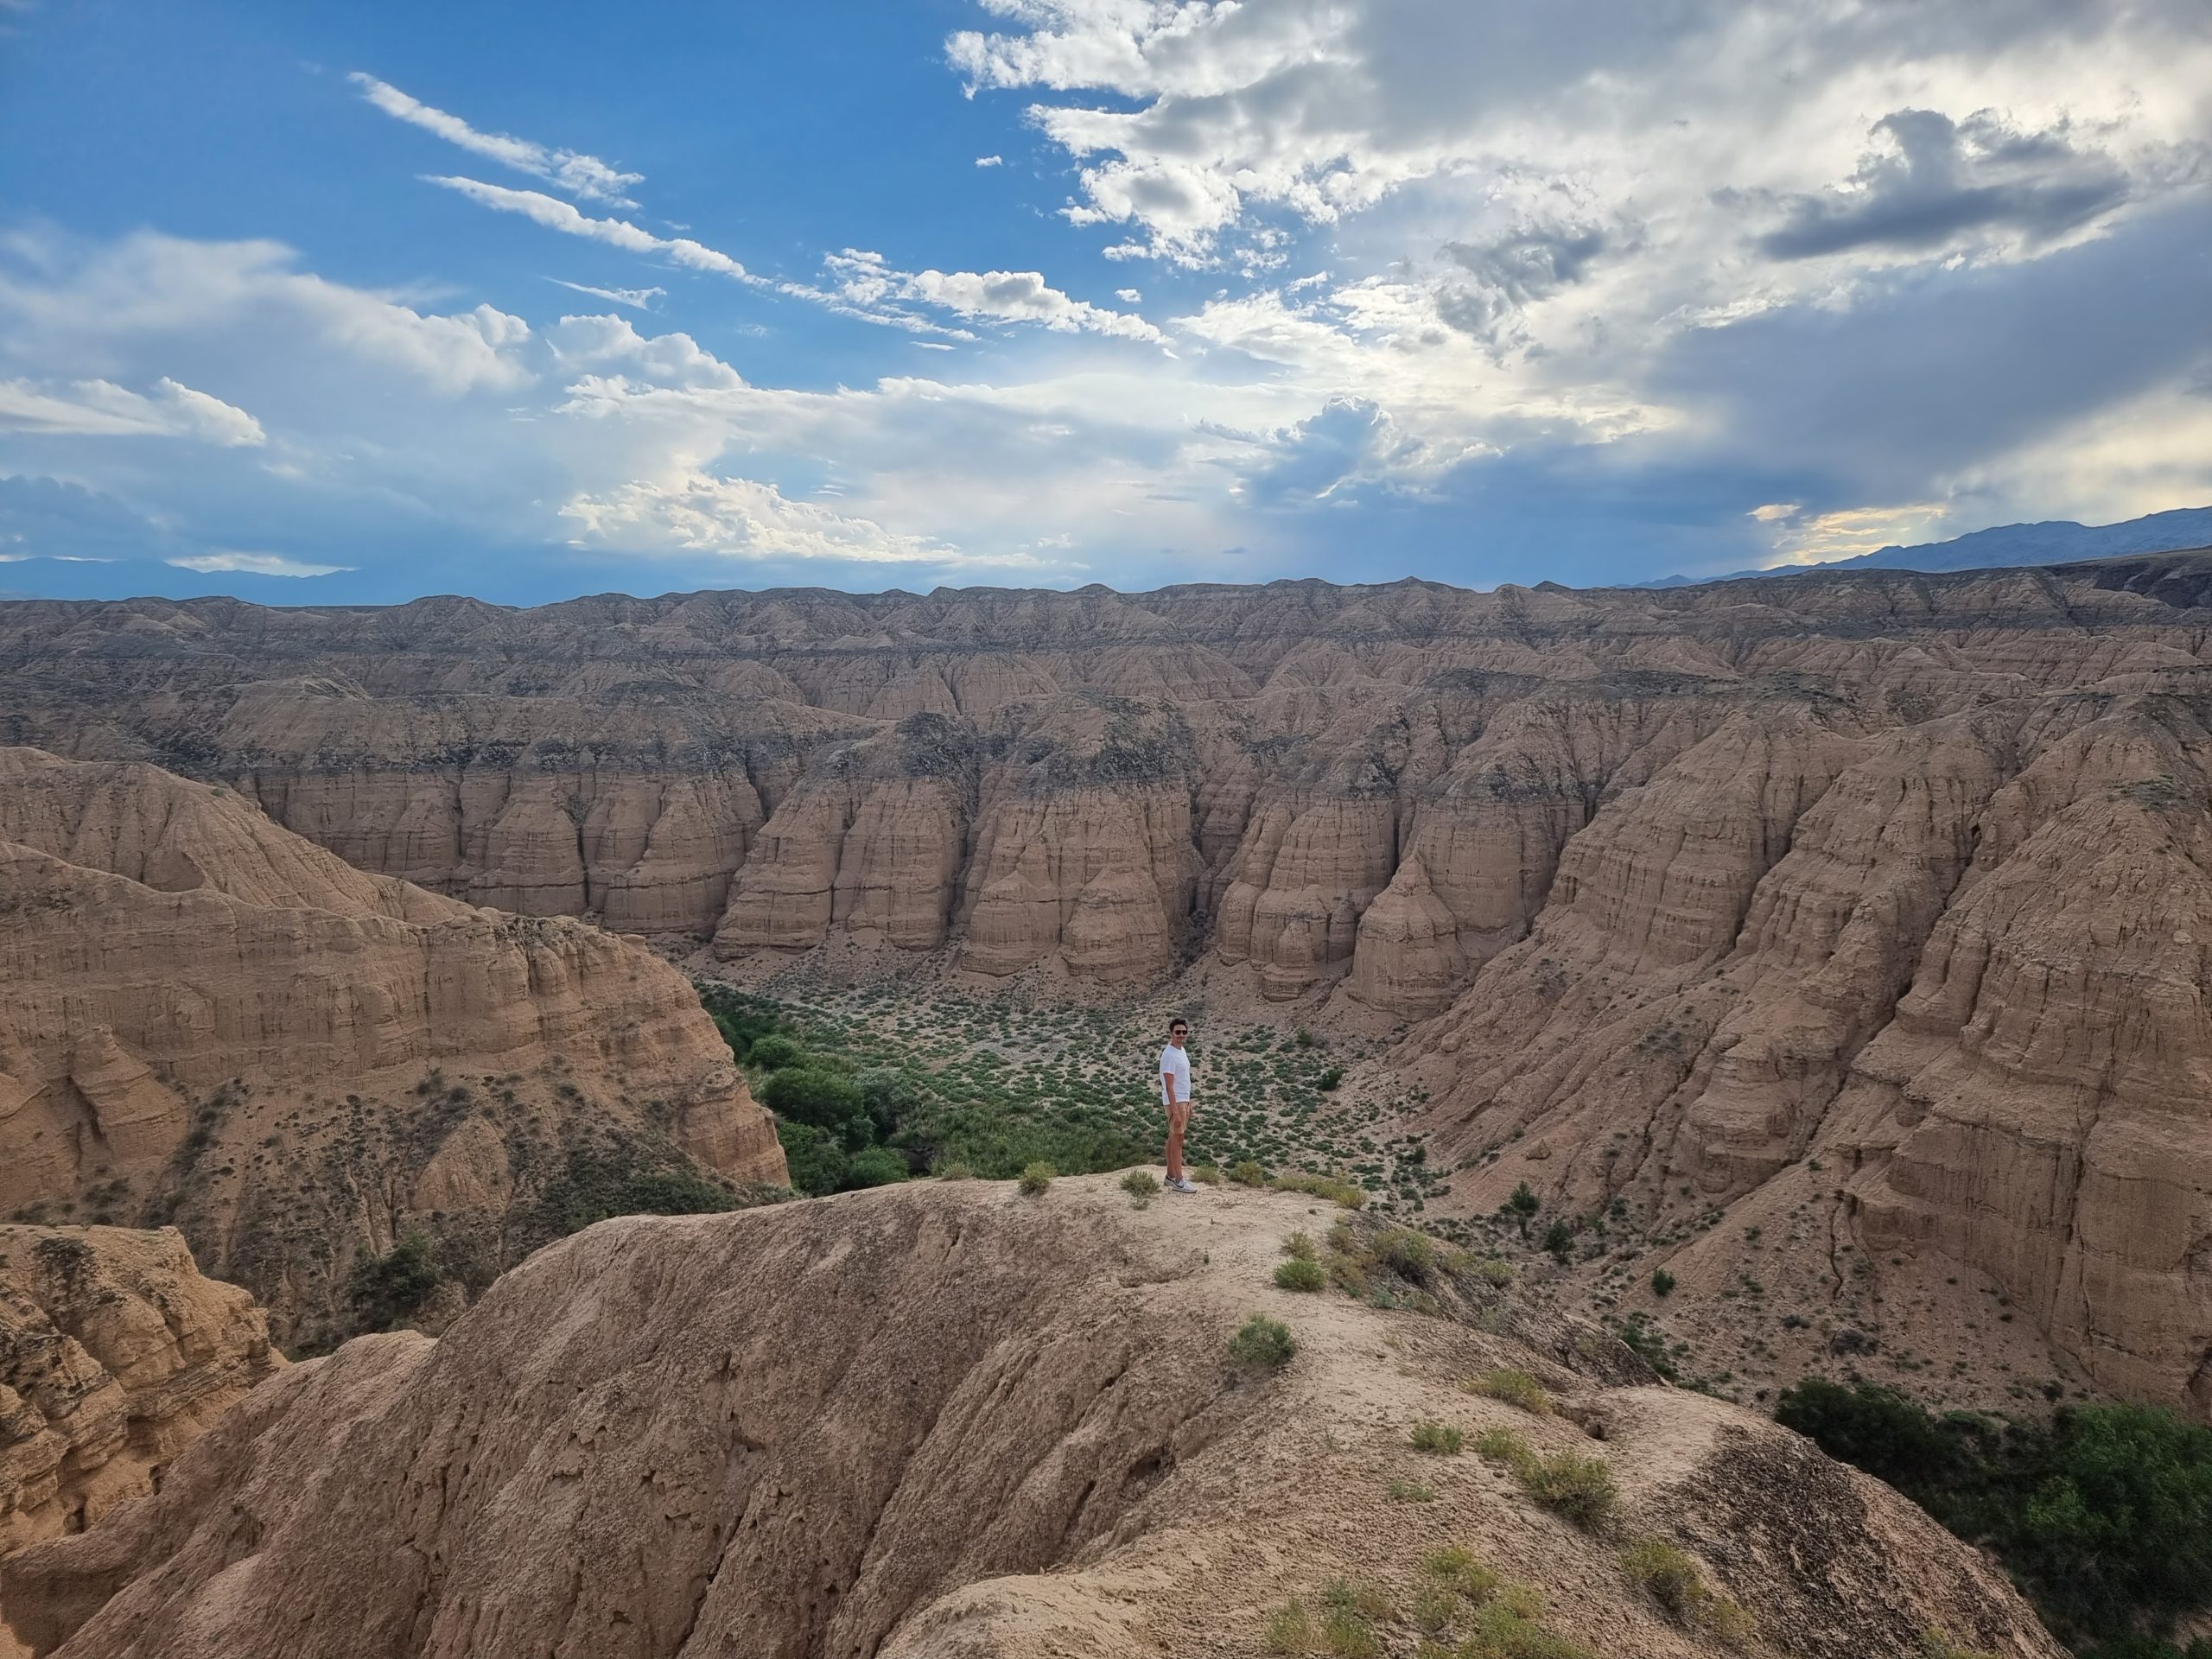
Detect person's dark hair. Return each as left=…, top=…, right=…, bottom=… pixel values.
left=1169, top=1019, right=1188, bottom=1033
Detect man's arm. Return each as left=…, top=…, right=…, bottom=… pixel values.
left=1161, top=1070, right=1179, bottom=1105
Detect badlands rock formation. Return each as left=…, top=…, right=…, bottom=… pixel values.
left=0, top=749, right=784, bottom=1345
left=0, top=1179, right=2061, bottom=1659
left=1, top=1226, right=277, bottom=1554
left=3, top=553, right=2211, bottom=1412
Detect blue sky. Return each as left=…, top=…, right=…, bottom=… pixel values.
left=3, top=0, right=2209, bottom=604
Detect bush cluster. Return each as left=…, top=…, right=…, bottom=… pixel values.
left=1777, top=1377, right=2212, bottom=1653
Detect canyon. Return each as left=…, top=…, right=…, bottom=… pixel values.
left=4, top=553, right=2211, bottom=1417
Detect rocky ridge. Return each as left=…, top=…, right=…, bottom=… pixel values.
left=0, top=748, right=784, bottom=1345
left=0, top=1179, right=2062, bottom=1659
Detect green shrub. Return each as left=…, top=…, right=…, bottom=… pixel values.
left=1467, top=1367, right=1553, bottom=1415
left=1274, top=1257, right=1327, bottom=1292
left=760, top=1066, right=866, bottom=1135
left=1230, top=1159, right=1270, bottom=1187
left=1474, top=1255, right=1517, bottom=1287
left=1229, top=1313, right=1296, bottom=1370
left=1650, top=1267, right=1677, bottom=1297
left=1017, top=1160, right=1056, bottom=1196
left=1524, top=1448, right=1618, bottom=1530
left=1462, top=1600, right=1596, bottom=1659
left=348, top=1230, right=440, bottom=1329
left=844, top=1146, right=909, bottom=1188
left=1621, top=1537, right=1746, bottom=1637
left=1506, top=1182, right=1541, bottom=1229
left=1317, top=1066, right=1344, bottom=1091
left=1188, top=1162, right=1224, bottom=1186
left=1375, top=1228, right=1435, bottom=1282
left=1121, top=1167, right=1160, bottom=1198
left=1411, top=1420, right=1465, bottom=1456
left=1541, top=1218, right=1574, bottom=1262
left=1387, top=1477, right=1436, bottom=1503
left=934, top=1160, right=975, bottom=1180
left=747, top=1034, right=801, bottom=1070
left=1282, top=1230, right=1318, bottom=1261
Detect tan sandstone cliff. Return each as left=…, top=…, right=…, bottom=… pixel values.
left=0, top=749, right=784, bottom=1346
left=0, top=1179, right=2063, bottom=1659
left=1, top=1226, right=276, bottom=1556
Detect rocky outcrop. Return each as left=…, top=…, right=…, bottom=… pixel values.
left=1, top=1226, right=276, bottom=1554
left=0, top=750, right=784, bottom=1344
left=0, top=1180, right=2062, bottom=1659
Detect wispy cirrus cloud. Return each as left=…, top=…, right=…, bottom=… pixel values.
left=547, top=278, right=664, bottom=310
left=168, top=550, right=352, bottom=577
left=350, top=73, right=643, bottom=206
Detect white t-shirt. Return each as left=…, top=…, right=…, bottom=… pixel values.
left=1159, top=1042, right=1192, bottom=1106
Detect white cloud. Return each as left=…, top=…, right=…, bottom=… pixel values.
left=350, top=73, right=643, bottom=206
left=0, top=232, right=534, bottom=397
left=561, top=470, right=1061, bottom=569
left=428, top=176, right=757, bottom=281
left=1115, top=287, right=1141, bottom=302
left=976, top=154, right=1004, bottom=167
left=547, top=278, right=664, bottom=309
left=550, top=314, right=744, bottom=389
left=0, top=375, right=265, bottom=444
left=826, top=250, right=1165, bottom=343
left=167, top=550, right=351, bottom=576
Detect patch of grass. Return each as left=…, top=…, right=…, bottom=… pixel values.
left=1473, top=1256, right=1517, bottom=1287
left=1121, top=1167, right=1160, bottom=1198
left=1263, top=1599, right=1318, bottom=1655
left=1188, top=1162, right=1224, bottom=1186
left=1467, top=1367, right=1553, bottom=1415
left=1422, top=1547, right=1502, bottom=1605
left=1411, top=1420, right=1466, bottom=1456
left=1622, top=1539, right=1751, bottom=1639
left=1017, top=1160, right=1056, bottom=1196
left=1230, top=1159, right=1271, bottom=1187
left=1920, top=1631, right=2003, bottom=1659
left=1476, top=1428, right=1618, bottom=1531
left=1229, top=1313, right=1297, bottom=1370
left=1387, top=1478, right=1436, bottom=1503
left=1283, top=1229, right=1318, bottom=1260
left=1462, top=1600, right=1596, bottom=1659
left=933, top=1160, right=975, bottom=1180
left=1274, top=1257, right=1328, bottom=1292
left=1272, top=1171, right=1368, bottom=1209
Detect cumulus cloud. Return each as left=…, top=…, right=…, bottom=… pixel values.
left=826, top=250, right=1164, bottom=343
left=976, top=154, right=1004, bottom=167
left=167, top=550, right=351, bottom=577
left=351, top=73, right=643, bottom=206
left=561, top=471, right=995, bottom=567
left=1757, top=110, right=2133, bottom=261
left=0, top=375, right=265, bottom=444
left=549, top=314, right=744, bottom=389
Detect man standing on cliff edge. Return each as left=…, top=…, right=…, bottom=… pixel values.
left=1160, top=1018, right=1198, bottom=1193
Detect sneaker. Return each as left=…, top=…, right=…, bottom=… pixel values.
left=1167, top=1177, right=1200, bottom=1193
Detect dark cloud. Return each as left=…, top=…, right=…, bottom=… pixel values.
left=1434, top=222, right=1609, bottom=354
left=1236, top=397, right=1402, bottom=507
left=1757, top=108, right=2130, bottom=260
left=1662, top=192, right=2212, bottom=493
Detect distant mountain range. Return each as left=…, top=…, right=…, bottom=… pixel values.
left=1642, top=505, right=2212, bottom=588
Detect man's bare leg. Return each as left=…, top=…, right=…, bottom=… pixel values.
left=1166, top=1100, right=1191, bottom=1183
